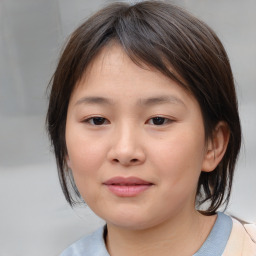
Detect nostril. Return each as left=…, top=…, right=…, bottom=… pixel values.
left=112, top=158, right=138, bottom=164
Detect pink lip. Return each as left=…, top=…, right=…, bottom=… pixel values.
left=103, top=176, right=153, bottom=197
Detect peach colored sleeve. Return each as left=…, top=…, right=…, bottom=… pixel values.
left=222, top=218, right=256, bottom=256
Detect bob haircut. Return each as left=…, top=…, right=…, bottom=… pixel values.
left=46, top=1, right=241, bottom=215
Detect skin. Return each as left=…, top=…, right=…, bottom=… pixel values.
left=65, top=43, right=229, bottom=256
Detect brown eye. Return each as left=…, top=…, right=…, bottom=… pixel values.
left=147, top=116, right=173, bottom=126
left=151, top=117, right=166, bottom=125
left=85, top=117, right=108, bottom=125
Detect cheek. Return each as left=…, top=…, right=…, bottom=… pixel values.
left=157, top=131, right=205, bottom=168
left=67, top=139, right=96, bottom=171
left=66, top=121, right=105, bottom=169
left=65, top=130, right=107, bottom=194
left=66, top=141, right=104, bottom=203
left=152, top=129, right=205, bottom=193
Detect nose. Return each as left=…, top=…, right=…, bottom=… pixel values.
left=107, top=123, right=146, bottom=166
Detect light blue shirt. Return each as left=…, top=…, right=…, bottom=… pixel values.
left=60, top=212, right=232, bottom=256
left=193, top=212, right=232, bottom=256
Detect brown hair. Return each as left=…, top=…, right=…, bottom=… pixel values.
left=46, top=1, right=241, bottom=215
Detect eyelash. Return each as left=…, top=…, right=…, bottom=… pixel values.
left=83, top=116, right=174, bottom=126
left=147, top=116, right=173, bottom=126
left=83, top=116, right=109, bottom=126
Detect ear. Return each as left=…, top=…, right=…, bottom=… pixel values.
left=201, top=121, right=230, bottom=172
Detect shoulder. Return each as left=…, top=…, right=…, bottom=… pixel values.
left=59, top=226, right=109, bottom=256
left=222, top=217, right=256, bottom=256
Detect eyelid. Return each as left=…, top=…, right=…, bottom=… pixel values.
left=82, top=116, right=110, bottom=125
left=146, top=116, right=175, bottom=125
left=81, top=115, right=175, bottom=126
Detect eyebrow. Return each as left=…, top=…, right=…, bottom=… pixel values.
left=75, top=96, right=114, bottom=106
left=138, top=95, right=186, bottom=107
left=75, top=95, right=185, bottom=107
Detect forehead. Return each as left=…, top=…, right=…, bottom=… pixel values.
left=70, top=43, right=198, bottom=109
left=82, top=43, right=159, bottom=86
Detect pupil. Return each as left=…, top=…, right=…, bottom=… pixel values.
left=93, top=117, right=105, bottom=125
left=153, top=117, right=165, bottom=125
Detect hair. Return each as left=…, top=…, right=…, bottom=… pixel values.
left=46, top=1, right=241, bottom=215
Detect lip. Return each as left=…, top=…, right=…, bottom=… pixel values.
left=103, top=176, right=153, bottom=197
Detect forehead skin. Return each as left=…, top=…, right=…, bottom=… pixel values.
left=70, top=43, right=198, bottom=116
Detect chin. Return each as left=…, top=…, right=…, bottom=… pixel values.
left=103, top=212, right=162, bottom=231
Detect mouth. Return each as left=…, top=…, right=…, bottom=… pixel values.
left=103, top=176, right=153, bottom=197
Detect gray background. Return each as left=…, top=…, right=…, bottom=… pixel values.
left=0, top=0, right=255, bottom=255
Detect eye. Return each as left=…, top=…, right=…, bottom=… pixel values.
left=84, top=117, right=109, bottom=125
left=147, top=116, right=172, bottom=126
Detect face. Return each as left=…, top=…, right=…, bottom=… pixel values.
left=65, top=44, right=209, bottom=230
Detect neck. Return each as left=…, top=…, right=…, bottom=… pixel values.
left=105, top=210, right=217, bottom=256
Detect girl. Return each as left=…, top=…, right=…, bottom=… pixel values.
left=46, top=1, right=256, bottom=255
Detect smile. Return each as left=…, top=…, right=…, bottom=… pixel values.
left=103, top=176, right=153, bottom=197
